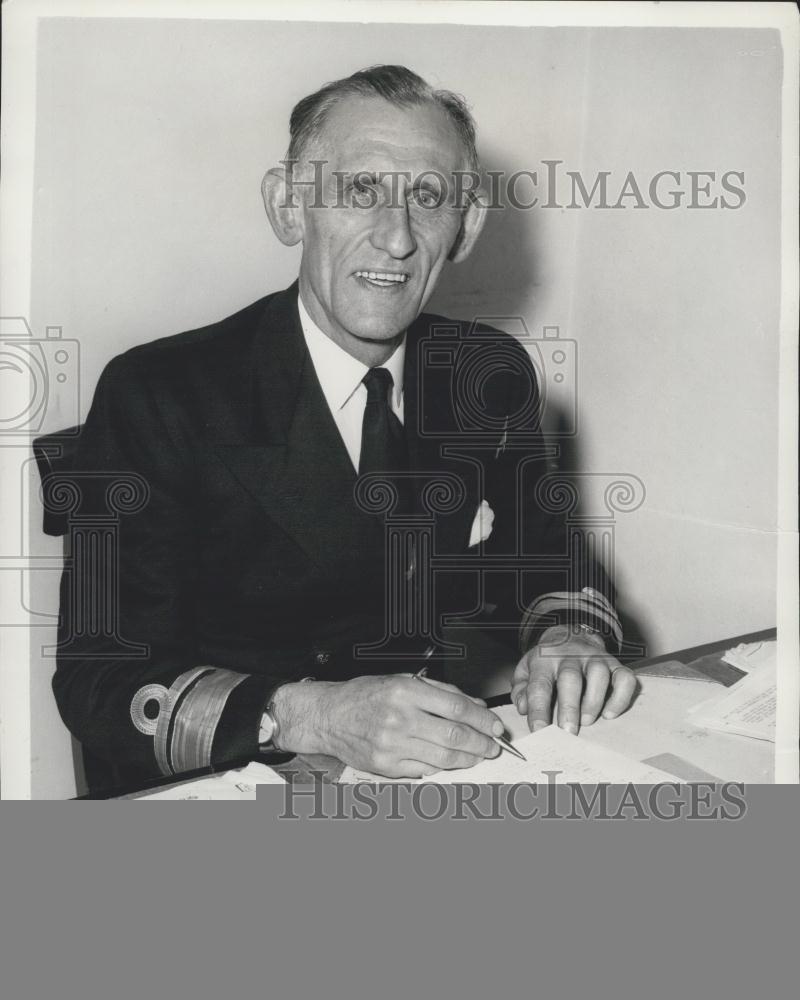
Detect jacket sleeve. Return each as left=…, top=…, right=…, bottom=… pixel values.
left=478, top=340, right=624, bottom=656
left=52, top=353, right=281, bottom=779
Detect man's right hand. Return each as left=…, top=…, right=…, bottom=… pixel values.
left=271, top=675, right=503, bottom=778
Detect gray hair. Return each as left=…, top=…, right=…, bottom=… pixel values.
left=286, top=64, right=479, bottom=172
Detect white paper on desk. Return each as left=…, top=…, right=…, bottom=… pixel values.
left=136, top=761, right=285, bottom=800
left=689, top=662, right=776, bottom=742
left=721, top=639, right=776, bottom=674
left=341, top=726, right=682, bottom=785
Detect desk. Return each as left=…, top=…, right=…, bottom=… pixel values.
left=277, top=627, right=776, bottom=787
left=105, top=628, right=776, bottom=798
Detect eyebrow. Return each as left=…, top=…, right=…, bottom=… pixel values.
left=343, top=171, right=444, bottom=190
left=411, top=177, right=442, bottom=191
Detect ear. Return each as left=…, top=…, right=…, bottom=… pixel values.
left=261, top=167, right=304, bottom=246
left=448, top=188, right=488, bottom=263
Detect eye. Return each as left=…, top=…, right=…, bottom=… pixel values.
left=412, top=186, right=444, bottom=209
left=348, top=174, right=382, bottom=208
left=351, top=173, right=381, bottom=195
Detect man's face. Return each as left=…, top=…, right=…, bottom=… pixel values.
left=295, top=95, right=473, bottom=355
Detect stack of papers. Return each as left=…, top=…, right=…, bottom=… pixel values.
left=689, top=641, right=776, bottom=742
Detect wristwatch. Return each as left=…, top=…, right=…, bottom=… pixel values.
left=258, top=676, right=315, bottom=751
left=258, top=700, right=281, bottom=750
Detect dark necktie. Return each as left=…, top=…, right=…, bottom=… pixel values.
left=359, top=368, right=407, bottom=477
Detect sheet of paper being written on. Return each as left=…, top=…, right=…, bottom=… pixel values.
left=341, top=726, right=683, bottom=785
left=134, top=761, right=285, bottom=800
left=688, top=660, right=776, bottom=742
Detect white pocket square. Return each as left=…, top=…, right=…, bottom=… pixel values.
left=468, top=500, right=495, bottom=547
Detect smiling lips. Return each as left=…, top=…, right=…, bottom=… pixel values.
left=355, top=270, right=410, bottom=287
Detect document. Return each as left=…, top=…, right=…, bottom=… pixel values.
left=689, top=660, right=776, bottom=742
left=721, top=639, right=776, bottom=675
left=134, top=761, right=285, bottom=799
left=341, top=725, right=683, bottom=785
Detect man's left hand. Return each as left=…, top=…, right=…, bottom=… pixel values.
left=510, top=625, right=637, bottom=734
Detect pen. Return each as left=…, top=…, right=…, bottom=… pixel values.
left=413, top=666, right=527, bottom=761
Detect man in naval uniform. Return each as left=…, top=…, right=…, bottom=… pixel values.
left=53, top=66, right=634, bottom=791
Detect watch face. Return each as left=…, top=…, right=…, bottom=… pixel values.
left=259, top=711, right=276, bottom=745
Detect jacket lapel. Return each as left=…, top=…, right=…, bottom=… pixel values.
left=214, top=289, right=480, bottom=568
left=213, top=285, right=382, bottom=575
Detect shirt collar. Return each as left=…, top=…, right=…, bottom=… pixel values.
left=297, top=293, right=406, bottom=411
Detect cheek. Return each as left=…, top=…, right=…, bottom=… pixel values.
left=313, top=217, right=365, bottom=276
left=304, top=235, right=341, bottom=293
left=414, top=213, right=462, bottom=261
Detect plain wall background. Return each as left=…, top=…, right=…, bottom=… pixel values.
left=26, top=19, right=782, bottom=797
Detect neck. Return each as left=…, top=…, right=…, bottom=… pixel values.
left=343, top=335, right=403, bottom=368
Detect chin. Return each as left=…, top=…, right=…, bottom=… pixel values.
left=338, top=313, right=402, bottom=342
left=354, top=325, right=406, bottom=343
left=349, top=307, right=420, bottom=341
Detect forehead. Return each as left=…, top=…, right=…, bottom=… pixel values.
left=314, top=94, right=468, bottom=174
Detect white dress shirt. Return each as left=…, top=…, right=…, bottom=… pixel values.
left=297, top=294, right=406, bottom=471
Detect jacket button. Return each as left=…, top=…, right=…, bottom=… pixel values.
left=315, top=650, right=331, bottom=665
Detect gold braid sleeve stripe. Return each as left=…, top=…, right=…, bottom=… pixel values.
left=141, top=667, right=247, bottom=776
left=169, top=668, right=248, bottom=774
left=519, top=589, right=623, bottom=652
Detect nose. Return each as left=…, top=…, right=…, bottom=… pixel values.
left=369, top=202, right=417, bottom=259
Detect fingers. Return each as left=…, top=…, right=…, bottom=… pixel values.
left=404, top=736, right=499, bottom=774
left=511, top=652, right=533, bottom=716
left=555, top=666, right=584, bottom=734
left=511, top=683, right=528, bottom=717
left=410, top=679, right=504, bottom=740
left=579, top=659, right=611, bottom=727
left=511, top=655, right=532, bottom=686
left=553, top=659, right=633, bottom=731
left=411, top=713, right=500, bottom=763
left=358, top=661, right=636, bottom=778
left=602, top=665, right=637, bottom=719
left=515, top=645, right=634, bottom=736
left=396, top=760, right=441, bottom=779
left=526, top=671, right=555, bottom=733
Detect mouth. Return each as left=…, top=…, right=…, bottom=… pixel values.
left=354, top=270, right=410, bottom=289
